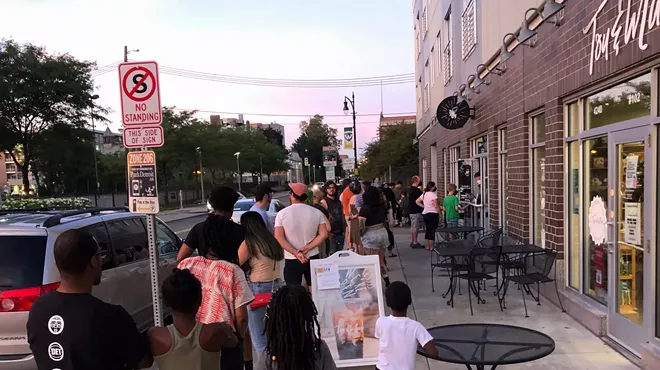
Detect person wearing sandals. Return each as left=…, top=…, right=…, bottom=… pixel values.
left=358, top=186, right=391, bottom=287
left=237, top=211, right=284, bottom=356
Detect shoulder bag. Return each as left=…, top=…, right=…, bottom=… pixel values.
left=249, top=259, right=277, bottom=309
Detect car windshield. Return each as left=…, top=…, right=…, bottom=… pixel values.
left=0, top=236, right=47, bottom=291
left=234, top=201, right=256, bottom=211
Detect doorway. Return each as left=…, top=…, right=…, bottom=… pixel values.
left=606, top=129, right=649, bottom=355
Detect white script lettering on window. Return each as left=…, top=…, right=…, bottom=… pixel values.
left=584, top=0, right=660, bottom=75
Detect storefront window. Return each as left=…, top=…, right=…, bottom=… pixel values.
left=584, top=136, right=609, bottom=305
left=585, top=74, right=652, bottom=130
left=568, top=141, right=580, bottom=289
left=531, top=115, right=546, bottom=247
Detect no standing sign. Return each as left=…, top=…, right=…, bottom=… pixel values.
left=119, top=61, right=162, bottom=126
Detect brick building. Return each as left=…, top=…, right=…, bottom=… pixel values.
left=414, top=0, right=660, bottom=364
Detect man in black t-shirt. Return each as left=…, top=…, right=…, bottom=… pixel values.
left=27, top=229, right=151, bottom=370
left=176, top=186, right=245, bottom=265
left=408, top=175, right=424, bottom=249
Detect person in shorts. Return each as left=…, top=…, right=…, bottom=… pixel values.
left=408, top=176, right=424, bottom=249
left=274, top=183, right=329, bottom=290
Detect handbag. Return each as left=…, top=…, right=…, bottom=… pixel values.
left=249, top=260, right=277, bottom=309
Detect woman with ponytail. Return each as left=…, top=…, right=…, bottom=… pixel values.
left=177, top=187, right=255, bottom=370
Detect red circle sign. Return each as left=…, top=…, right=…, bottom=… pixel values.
left=122, top=66, right=156, bottom=102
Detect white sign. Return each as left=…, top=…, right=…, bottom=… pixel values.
left=342, top=158, right=355, bottom=170
left=325, top=166, right=335, bottom=182
left=315, top=262, right=341, bottom=290
left=310, top=251, right=385, bottom=368
left=304, top=157, right=309, bottom=166
left=584, top=0, right=660, bottom=75
left=589, top=196, right=608, bottom=246
left=625, top=155, right=639, bottom=188
left=127, top=151, right=159, bottom=214
left=123, top=126, right=164, bottom=148
left=624, top=202, right=641, bottom=245
left=119, top=61, right=162, bottom=126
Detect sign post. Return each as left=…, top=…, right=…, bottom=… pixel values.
left=119, top=60, right=164, bottom=327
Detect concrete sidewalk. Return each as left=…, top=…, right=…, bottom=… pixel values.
left=156, top=191, right=290, bottom=223
left=384, top=228, right=638, bottom=370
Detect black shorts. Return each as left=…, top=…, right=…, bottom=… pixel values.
left=284, top=255, right=320, bottom=286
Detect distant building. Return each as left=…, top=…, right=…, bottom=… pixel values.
left=209, top=115, right=243, bottom=127
left=91, top=127, right=123, bottom=154
left=1, top=150, right=36, bottom=195
left=379, top=114, right=416, bottom=137
left=287, top=152, right=303, bottom=183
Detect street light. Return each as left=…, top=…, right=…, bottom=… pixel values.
left=195, top=147, right=204, bottom=201
left=234, top=152, right=241, bottom=192
left=313, top=165, right=317, bottom=183
left=90, top=94, right=100, bottom=206
left=343, top=92, right=357, bottom=169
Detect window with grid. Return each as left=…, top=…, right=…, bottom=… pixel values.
left=461, top=0, right=477, bottom=60
left=530, top=114, right=546, bottom=248
left=422, top=7, right=428, bottom=37
left=430, top=46, right=435, bottom=86
left=442, top=9, right=453, bottom=84
left=435, top=34, right=442, bottom=78
left=449, top=146, right=460, bottom=185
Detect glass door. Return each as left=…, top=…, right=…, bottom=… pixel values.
left=607, top=129, right=650, bottom=355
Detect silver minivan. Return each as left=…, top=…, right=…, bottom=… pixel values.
left=0, top=208, right=181, bottom=370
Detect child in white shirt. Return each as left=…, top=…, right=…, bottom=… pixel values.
left=375, top=281, right=438, bottom=370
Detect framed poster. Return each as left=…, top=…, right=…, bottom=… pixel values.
left=310, top=251, right=385, bottom=368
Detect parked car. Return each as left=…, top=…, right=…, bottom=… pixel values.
left=207, top=191, right=247, bottom=213
left=231, top=198, right=286, bottom=227
left=0, top=207, right=182, bottom=370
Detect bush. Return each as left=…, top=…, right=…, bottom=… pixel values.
left=0, top=197, right=92, bottom=210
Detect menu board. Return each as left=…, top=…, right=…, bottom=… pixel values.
left=311, top=251, right=385, bottom=368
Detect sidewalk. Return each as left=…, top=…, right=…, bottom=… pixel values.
left=156, top=191, right=290, bottom=223
left=385, top=228, right=638, bottom=370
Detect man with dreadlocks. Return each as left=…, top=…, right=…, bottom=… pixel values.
left=255, top=285, right=337, bottom=370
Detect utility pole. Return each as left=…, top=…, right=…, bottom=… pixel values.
left=124, top=45, right=129, bottom=62
left=343, top=92, right=358, bottom=169
left=196, top=147, right=204, bottom=201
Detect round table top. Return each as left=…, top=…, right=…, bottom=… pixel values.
left=418, top=323, right=555, bottom=366
left=436, top=225, right=484, bottom=233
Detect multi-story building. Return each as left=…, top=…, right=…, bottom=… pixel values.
left=248, top=122, right=286, bottom=147
left=414, top=0, right=660, bottom=364
left=379, top=114, right=416, bottom=137
left=91, top=127, right=123, bottom=155
left=1, top=150, right=36, bottom=195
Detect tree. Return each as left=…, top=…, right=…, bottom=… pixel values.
left=291, top=115, right=338, bottom=182
left=30, top=123, right=96, bottom=196
left=360, top=122, right=418, bottom=182
left=260, top=125, right=285, bottom=149
left=0, top=39, right=107, bottom=194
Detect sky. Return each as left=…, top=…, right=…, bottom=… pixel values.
left=1, top=0, right=415, bottom=157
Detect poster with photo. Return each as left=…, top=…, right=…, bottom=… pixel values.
left=311, top=252, right=385, bottom=368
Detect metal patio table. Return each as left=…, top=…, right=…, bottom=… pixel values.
left=417, top=323, right=555, bottom=369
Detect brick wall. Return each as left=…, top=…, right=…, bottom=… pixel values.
left=419, top=0, right=660, bottom=254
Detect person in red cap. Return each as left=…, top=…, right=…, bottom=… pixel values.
left=274, top=183, right=329, bottom=291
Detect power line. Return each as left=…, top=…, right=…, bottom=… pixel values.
left=167, top=107, right=416, bottom=118
left=90, top=61, right=415, bottom=87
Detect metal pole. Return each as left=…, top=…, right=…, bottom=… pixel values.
left=352, top=91, right=357, bottom=169
left=260, top=157, right=263, bottom=184
left=308, top=165, right=311, bottom=184
left=91, top=112, right=100, bottom=207
left=123, top=46, right=129, bottom=206
left=198, top=153, right=204, bottom=201
left=124, top=45, right=128, bottom=62
left=146, top=213, right=162, bottom=327
left=236, top=155, right=242, bottom=192
left=389, top=165, right=392, bottom=183
left=313, top=166, right=316, bottom=183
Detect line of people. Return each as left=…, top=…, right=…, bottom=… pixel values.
left=26, top=181, right=437, bottom=370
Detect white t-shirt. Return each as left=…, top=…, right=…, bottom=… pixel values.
left=375, top=315, right=433, bottom=370
left=418, top=191, right=438, bottom=214
left=274, top=203, right=325, bottom=259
